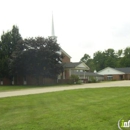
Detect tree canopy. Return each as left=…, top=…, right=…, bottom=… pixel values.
left=80, top=47, right=130, bottom=72
left=0, top=25, right=22, bottom=79
left=0, top=26, right=63, bottom=83
left=10, top=37, right=63, bottom=80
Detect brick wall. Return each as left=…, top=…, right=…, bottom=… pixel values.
left=65, top=70, right=70, bottom=79
left=62, top=54, right=70, bottom=63
left=104, top=74, right=127, bottom=80
left=125, top=74, right=130, bottom=80
left=0, top=76, right=57, bottom=85
left=26, top=76, right=57, bottom=85
left=2, top=78, right=11, bottom=85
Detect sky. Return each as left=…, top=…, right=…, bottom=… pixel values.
left=0, top=0, right=130, bottom=62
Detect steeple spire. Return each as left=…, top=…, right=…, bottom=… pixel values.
left=51, top=12, right=57, bottom=41
left=51, top=12, right=55, bottom=36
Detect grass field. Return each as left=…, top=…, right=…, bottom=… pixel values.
left=0, top=87, right=130, bottom=130
left=0, top=84, right=70, bottom=92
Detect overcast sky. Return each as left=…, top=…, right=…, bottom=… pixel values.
left=0, top=0, right=130, bottom=61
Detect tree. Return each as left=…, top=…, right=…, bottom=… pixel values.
left=87, top=59, right=95, bottom=72
left=124, top=47, right=130, bottom=57
left=117, top=49, right=123, bottom=58
left=93, top=49, right=117, bottom=70
left=10, top=37, right=63, bottom=84
left=120, top=47, right=130, bottom=67
left=0, top=25, right=22, bottom=79
left=1, top=25, right=22, bottom=57
left=80, top=47, right=130, bottom=72
left=104, top=49, right=117, bottom=68
left=93, top=51, right=106, bottom=71
left=80, top=54, right=90, bottom=63
left=80, top=54, right=96, bottom=71
left=104, top=48, right=115, bottom=57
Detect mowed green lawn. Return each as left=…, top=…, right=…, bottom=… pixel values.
left=0, top=84, right=69, bottom=92
left=0, top=85, right=38, bottom=91
left=0, top=87, right=130, bottom=130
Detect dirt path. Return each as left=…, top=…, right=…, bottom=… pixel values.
left=0, top=80, right=130, bottom=98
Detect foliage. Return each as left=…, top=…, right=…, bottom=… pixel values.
left=117, top=49, right=123, bottom=58
left=80, top=47, right=130, bottom=71
left=0, top=25, right=63, bottom=85
left=0, top=25, right=22, bottom=78
left=10, top=37, right=63, bottom=84
left=80, top=54, right=95, bottom=72
left=80, top=54, right=90, bottom=63
left=67, top=78, right=82, bottom=84
left=88, top=76, right=97, bottom=83
left=70, top=74, right=79, bottom=84
left=76, top=79, right=83, bottom=84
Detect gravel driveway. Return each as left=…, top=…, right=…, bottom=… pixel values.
left=0, top=80, right=130, bottom=98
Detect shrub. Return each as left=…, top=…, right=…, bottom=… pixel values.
left=89, top=76, right=97, bottom=83
left=76, top=80, right=83, bottom=84
left=67, top=75, right=83, bottom=84
left=70, top=75, right=79, bottom=82
left=67, top=79, right=74, bottom=84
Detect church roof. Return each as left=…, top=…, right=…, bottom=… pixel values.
left=62, top=62, right=90, bottom=70
left=114, top=67, right=130, bottom=74
left=62, top=62, right=81, bottom=68
left=61, top=48, right=71, bottom=58
left=72, top=71, right=103, bottom=77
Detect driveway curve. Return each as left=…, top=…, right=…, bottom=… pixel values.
left=0, top=80, right=130, bottom=98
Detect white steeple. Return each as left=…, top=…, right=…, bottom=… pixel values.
left=51, top=12, right=55, bottom=36
left=51, top=12, right=57, bottom=40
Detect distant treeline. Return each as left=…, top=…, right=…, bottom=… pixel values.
left=80, top=47, right=130, bottom=71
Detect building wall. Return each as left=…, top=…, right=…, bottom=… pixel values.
left=26, top=76, right=57, bottom=85
left=104, top=74, right=126, bottom=80
left=1, top=78, right=11, bottom=85
left=61, top=52, right=71, bottom=79
left=65, top=70, right=70, bottom=79
left=125, top=74, right=130, bottom=80
left=62, top=54, right=70, bottom=63
left=15, top=76, right=23, bottom=85
left=0, top=76, right=57, bottom=85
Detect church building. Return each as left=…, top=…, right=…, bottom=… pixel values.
left=50, top=13, right=90, bottom=83
left=0, top=13, right=90, bottom=85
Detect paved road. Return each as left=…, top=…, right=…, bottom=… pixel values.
left=0, top=80, right=130, bottom=98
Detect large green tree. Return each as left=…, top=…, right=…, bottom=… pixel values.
left=11, top=37, right=63, bottom=84
left=80, top=54, right=90, bottom=63
left=0, top=25, right=22, bottom=79
left=104, top=49, right=117, bottom=68
left=80, top=54, right=95, bottom=72
left=93, top=51, right=106, bottom=71
left=120, top=47, right=130, bottom=67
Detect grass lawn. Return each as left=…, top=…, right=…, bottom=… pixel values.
left=0, top=87, right=130, bottom=130
left=0, top=84, right=70, bottom=92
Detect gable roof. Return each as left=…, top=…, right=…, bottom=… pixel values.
left=63, top=62, right=90, bottom=70
left=85, top=72, right=103, bottom=76
left=72, top=71, right=103, bottom=77
left=61, top=48, right=71, bottom=58
left=63, top=62, right=80, bottom=68
left=114, top=67, right=130, bottom=74
left=97, top=67, right=125, bottom=75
